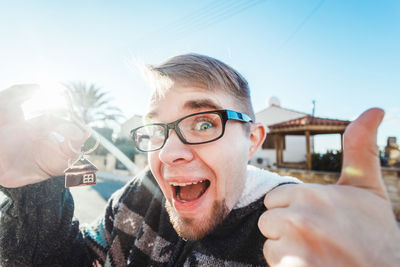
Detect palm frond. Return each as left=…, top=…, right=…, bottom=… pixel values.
left=62, top=81, right=124, bottom=125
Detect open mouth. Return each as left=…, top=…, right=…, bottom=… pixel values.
left=170, top=180, right=211, bottom=203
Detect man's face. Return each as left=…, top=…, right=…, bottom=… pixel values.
left=146, top=85, right=252, bottom=240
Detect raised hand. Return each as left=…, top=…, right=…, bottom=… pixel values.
left=0, top=84, right=89, bottom=188
left=258, top=108, right=400, bottom=267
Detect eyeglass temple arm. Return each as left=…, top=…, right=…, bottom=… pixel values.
left=226, top=110, right=253, bottom=123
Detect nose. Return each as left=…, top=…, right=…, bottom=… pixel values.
left=158, top=129, right=194, bottom=165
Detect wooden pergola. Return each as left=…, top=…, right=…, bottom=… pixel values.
left=268, top=115, right=351, bottom=170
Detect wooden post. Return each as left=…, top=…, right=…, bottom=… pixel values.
left=340, top=132, right=344, bottom=163
left=274, top=134, right=280, bottom=168
left=305, top=130, right=311, bottom=170
left=340, top=133, right=344, bottom=152
left=279, top=135, right=284, bottom=166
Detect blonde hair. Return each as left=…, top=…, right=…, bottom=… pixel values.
left=144, top=53, right=255, bottom=120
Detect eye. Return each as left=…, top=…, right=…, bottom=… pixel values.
left=153, top=128, right=164, bottom=136
left=194, top=120, right=213, bottom=131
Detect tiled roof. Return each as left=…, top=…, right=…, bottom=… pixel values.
left=269, top=115, right=351, bottom=129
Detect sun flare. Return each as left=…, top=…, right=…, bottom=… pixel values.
left=22, top=83, right=70, bottom=120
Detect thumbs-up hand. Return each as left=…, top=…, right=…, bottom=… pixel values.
left=337, top=108, right=387, bottom=198
left=258, top=108, right=400, bottom=267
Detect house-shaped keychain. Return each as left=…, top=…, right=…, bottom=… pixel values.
left=64, top=156, right=98, bottom=188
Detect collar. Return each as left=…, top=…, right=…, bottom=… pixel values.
left=233, top=165, right=301, bottom=209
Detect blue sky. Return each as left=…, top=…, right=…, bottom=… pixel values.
left=0, top=0, right=399, bottom=152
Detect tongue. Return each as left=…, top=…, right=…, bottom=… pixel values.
left=178, top=182, right=207, bottom=202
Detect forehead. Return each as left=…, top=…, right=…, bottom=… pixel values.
left=145, top=86, right=237, bottom=122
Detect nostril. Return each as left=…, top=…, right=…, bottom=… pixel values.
left=172, top=158, right=186, bottom=163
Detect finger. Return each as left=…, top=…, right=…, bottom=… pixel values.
left=263, top=239, right=308, bottom=267
left=337, top=108, right=387, bottom=199
left=264, top=184, right=294, bottom=209
left=54, top=120, right=90, bottom=144
left=0, top=84, right=40, bottom=124
left=29, top=115, right=89, bottom=142
left=49, top=132, right=81, bottom=159
left=263, top=240, right=277, bottom=266
left=28, top=115, right=90, bottom=158
left=0, top=84, right=40, bottom=105
left=33, top=135, right=76, bottom=177
left=54, top=122, right=90, bottom=158
left=258, top=209, right=285, bottom=240
left=34, top=128, right=89, bottom=176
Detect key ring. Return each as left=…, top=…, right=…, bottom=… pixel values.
left=68, top=129, right=100, bottom=155
left=63, top=89, right=100, bottom=155
left=63, top=89, right=100, bottom=187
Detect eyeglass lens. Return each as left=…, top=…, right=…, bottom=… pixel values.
left=135, top=112, right=223, bottom=151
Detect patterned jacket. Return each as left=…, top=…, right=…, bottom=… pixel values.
left=0, top=166, right=299, bottom=266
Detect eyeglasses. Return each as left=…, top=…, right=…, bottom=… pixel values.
left=130, top=109, right=253, bottom=152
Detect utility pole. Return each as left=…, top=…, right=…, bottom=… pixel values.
left=312, top=100, right=316, bottom=117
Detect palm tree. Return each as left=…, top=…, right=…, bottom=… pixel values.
left=63, top=82, right=124, bottom=126
left=62, top=82, right=138, bottom=172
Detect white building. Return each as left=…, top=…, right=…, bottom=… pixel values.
left=119, top=114, right=143, bottom=138
left=118, top=114, right=148, bottom=170
left=250, top=97, right=314, bottom=168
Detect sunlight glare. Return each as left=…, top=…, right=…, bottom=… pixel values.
left=22, top=83, right=70, bottom=120
left=343, top=166, right=363, bottom=177
left=276, top=255, right=307, bottom=267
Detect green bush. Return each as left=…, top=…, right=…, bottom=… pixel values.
left=113, top=137, right=139, bottom=160
left=85, top=128, right=139, bottom=159
left=89, top=127, right=114, bottom=156
left=311, top=150, right=342, bottom=172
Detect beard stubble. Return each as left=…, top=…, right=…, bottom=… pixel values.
left=165, top=199, right=229, bottom=241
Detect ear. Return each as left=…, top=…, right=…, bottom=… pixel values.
left=248, top=122, right=266, bottom=159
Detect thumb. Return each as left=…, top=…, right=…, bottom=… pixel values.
left=337, top=108, right=387, bottom=199
left=0, top=84, right=40, bottom=125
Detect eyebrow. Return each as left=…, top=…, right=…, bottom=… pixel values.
left=145, top=98, right=222, bottom=121
left=183, top=99, right=222, bottom=110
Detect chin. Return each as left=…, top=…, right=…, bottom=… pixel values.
left=165, top=200, right=229, bottom=241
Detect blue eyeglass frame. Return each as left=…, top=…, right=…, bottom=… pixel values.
left=130, top=109, right=253, bottom=152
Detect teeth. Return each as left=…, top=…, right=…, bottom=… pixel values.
left=176, top=194, right=187, bottom=203
left=169, top=180, right=205, bottom=187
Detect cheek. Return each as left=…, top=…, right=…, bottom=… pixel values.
left=200, top=133, right=250, bottom=202
left=221, top=130, right=250, bottom=197
left=148, top=152, right=166, bottom=189
left=148, top=152, right=158, bottom=175
left=220, top=131, right=251, bottom=170
left=204, top=126, right=250, bottom=165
